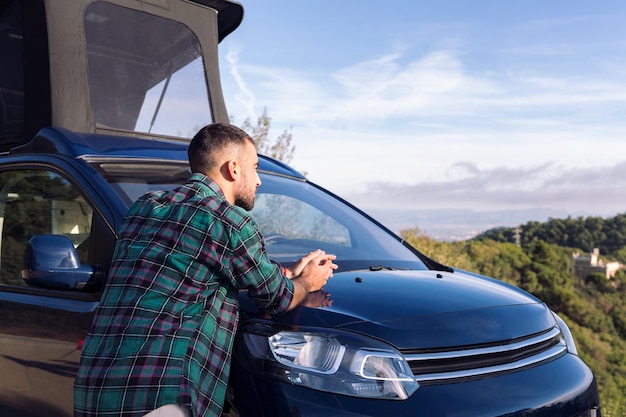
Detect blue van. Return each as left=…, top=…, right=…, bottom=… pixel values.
left=0, top=1, right=601, bottom=416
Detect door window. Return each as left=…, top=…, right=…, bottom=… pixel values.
left=0, top=169, right=93, bottom=286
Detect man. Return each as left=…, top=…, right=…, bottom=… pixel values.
left=74, top=123, right=337, bottom=417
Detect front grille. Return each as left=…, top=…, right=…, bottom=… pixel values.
left=402, top=327, right=567, bottom=384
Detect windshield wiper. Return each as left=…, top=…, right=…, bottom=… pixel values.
left=369, top=265, right=410, bottom=271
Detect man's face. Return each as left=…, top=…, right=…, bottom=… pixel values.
left=234, top=141, right=261, bottom=211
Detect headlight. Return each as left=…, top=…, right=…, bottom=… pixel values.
left=269, top=331, right=345, bottom=373
left=553, top=312, right=578, bottom=355
left=240, top=325, right=419, bottom=400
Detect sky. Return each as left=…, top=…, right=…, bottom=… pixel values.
left=217, top=1, right=626, bottom=238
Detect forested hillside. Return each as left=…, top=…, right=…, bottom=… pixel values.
left=475, top=212, right=626, bottom=261
left=401, top=213, right=626, bottom=416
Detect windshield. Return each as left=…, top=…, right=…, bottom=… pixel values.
left=251, top=175, right=426, bottom=271
left=95, top=161, right=427, bottom=272
left=84, top=2, right=210, bottom=137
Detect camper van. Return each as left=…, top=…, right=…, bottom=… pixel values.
left=0, top=1, right=601, bottom=416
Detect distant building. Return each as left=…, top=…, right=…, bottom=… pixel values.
left=572, top=248, right=622, bottom=279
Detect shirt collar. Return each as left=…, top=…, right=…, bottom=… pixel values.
left=187, top=173, right=227, bottom=201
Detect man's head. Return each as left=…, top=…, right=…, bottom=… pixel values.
left=188, top=123, right=261, bottom=210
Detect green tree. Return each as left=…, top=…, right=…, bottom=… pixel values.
left=401, top=227, right=474, bottom=270
left=475, top=212, right=626, bottom=257
left=238, top=107, right=296, bottom=164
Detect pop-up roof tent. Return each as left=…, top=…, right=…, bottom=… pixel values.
left=0, top=0, right=243, bottom=152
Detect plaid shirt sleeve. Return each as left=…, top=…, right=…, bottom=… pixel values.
left=224, top=205, right=294, bottom=314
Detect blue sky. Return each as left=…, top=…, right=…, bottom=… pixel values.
left=218, top=1, right=626, bottom=235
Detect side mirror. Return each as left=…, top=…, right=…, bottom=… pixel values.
left=21, top=234, right=104, bottom=292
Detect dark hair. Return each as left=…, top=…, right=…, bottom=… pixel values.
left=188, top=123, right=254, bottom=173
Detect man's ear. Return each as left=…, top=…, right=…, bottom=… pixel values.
left=225, top=159, right=239, bottom=181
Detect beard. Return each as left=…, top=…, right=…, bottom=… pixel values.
left=234, top=180, right=256, bottom=211
left=235, top=193, right=255, bottom=211
left=234, top=164, right=258, bottom=211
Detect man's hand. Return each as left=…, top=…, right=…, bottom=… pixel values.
left=285, top=249, right=326, bottom=278
left=287, top=250, right=337, bottom=310
left=294, top=250, right=337, bottom=292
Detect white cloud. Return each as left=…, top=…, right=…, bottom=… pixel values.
left=224, top=46, right=626, bottom=130
left=222, top=45, right=626, bottom=219
left=344, top=161, right=626, bottom=215
left=225, top=48, right=257, bottom=121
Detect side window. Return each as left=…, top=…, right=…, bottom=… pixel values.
left=0, top=169, right=93, bottom=286
left=0, top=0, right=24, bottom=145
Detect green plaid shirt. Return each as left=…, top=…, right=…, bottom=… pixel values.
left=74, top=173, right=294, bottom=417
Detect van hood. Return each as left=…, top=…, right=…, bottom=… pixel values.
left=245, top=269, right=556, bottom=350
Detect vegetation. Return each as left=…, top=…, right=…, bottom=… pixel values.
left=476, top=213, right=626, bottom=260
left=237, top=108, right=297, bottom=165
left=401, top=212, right=626, bottom=416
